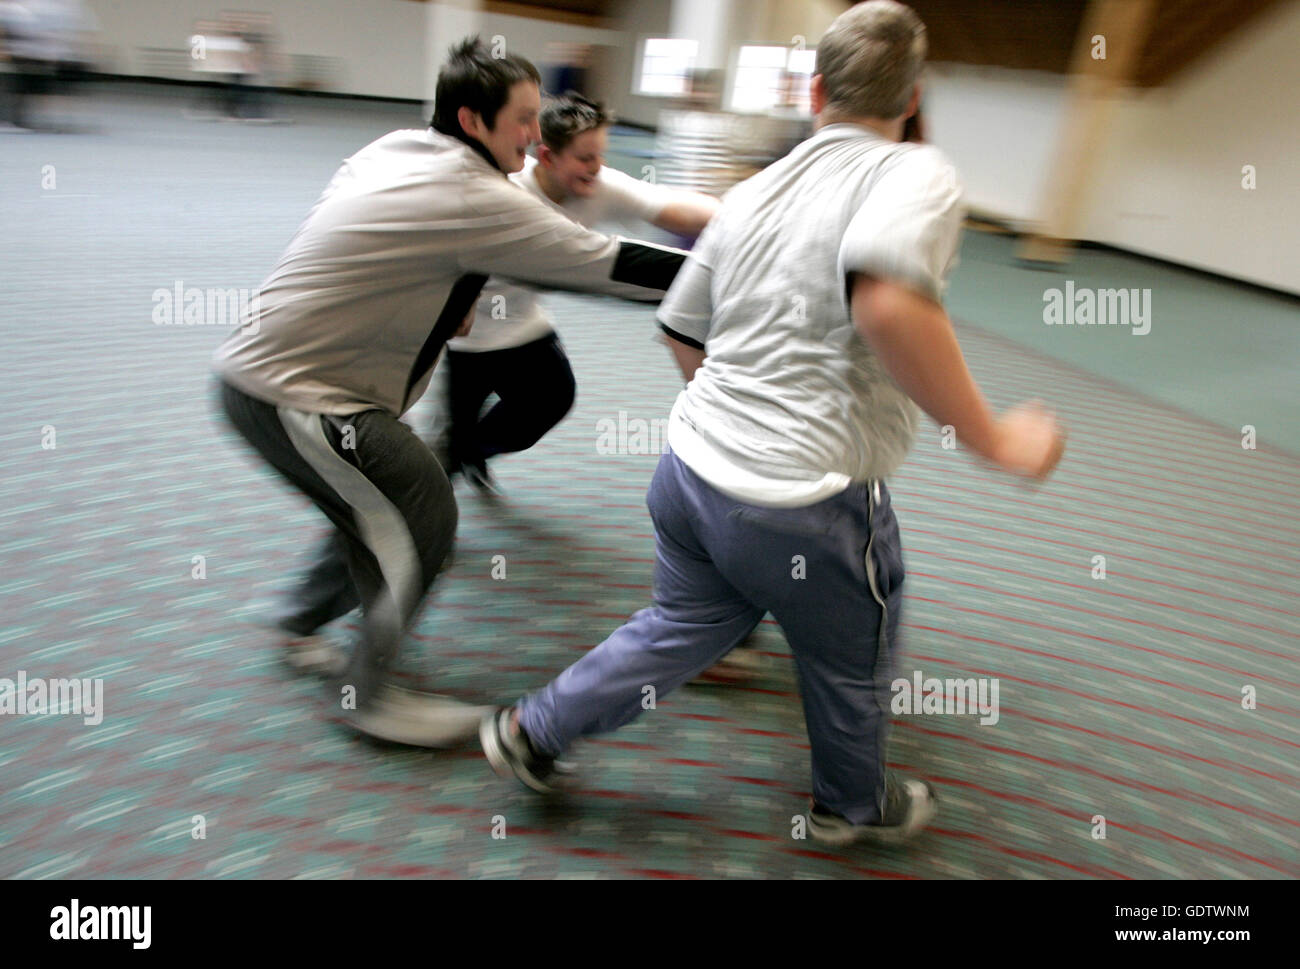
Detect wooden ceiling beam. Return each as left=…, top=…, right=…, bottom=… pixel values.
left=481, top=1, right=609, bottom=29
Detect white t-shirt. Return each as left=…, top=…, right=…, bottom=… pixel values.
left=657, top=123, right=965, bottom=507
left=449, top=155, right=671, bottom=352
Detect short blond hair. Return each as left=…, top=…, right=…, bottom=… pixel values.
left=816, top=0, right=927, bottom=120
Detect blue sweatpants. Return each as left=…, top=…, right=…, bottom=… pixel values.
left=519, top=446, right=906, bottom=825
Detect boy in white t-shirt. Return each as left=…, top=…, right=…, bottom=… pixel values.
left=481, top=2, right=1065, bottom=845
left=441, top=93, right=719, bottom=495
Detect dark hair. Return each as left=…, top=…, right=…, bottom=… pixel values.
left=431, top=36, right=541, bottom=135
left=540, top=92, right=614, bottom=153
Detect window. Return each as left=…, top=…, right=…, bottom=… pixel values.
left=730, top=44, right=816, bottom=113
left=638, top=38, right=698, bottom=96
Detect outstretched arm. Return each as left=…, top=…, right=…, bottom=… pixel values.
left=652, top=191, right=721, bottom=239
left=458, top=180, right=685, bottom=301
left=850, top=274, right=1065, bottom=479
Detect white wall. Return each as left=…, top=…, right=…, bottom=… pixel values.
left=922, top=65, right=1070, bottom=226
left=606, top=0, right=674, bottom=128
left=424, top=6, right=625, bottom=110
left=86, top=0, right=427, bottom=99
left=760, top=0, right=842, bottom=51
left=90, top=0, right=654, bottom=116
left=85, top=0, right=1299, bottom=292
left=921, top=2, right=1299, bottom=293
left=1079, top=0, right=1299, bottom=293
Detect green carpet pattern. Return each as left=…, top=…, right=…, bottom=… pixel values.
left=1, top=85, right=1296, bottom=879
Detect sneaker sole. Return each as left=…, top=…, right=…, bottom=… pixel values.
left=479, top=710, right=561, bottom=795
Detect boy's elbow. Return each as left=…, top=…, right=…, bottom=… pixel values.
left=850, top=274, right=905, bottom=342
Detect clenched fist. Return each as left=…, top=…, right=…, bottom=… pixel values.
left=990, top=401, right=1066, bottom=480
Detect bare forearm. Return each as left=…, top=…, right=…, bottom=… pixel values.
left=654, top=193, right=721, bottom=238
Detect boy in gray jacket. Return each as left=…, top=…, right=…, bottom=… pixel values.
left=214, top=37, right=682, bottom=746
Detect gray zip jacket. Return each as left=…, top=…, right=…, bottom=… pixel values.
left=214, top=127, right=683, bottom=417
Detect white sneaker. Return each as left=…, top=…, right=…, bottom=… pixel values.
left=346, top=685, right=489, bottom=748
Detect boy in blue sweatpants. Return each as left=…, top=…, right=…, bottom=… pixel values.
left=481, top=1, right=1065, bottom=844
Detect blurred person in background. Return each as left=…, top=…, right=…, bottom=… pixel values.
left=758, top=68, right=816, bottom=165
left=186, top=16, right=248, bottom=120
left=654, top=69, right=748, bottom=207
left=229, top=10, right=280, bottom=122
left=481, top=0, right=1065, bottom=846
left=187, top=11, right=281, bottom=122
left=543, top=41, right=591, bottom=99
left=0, top=1, right=20, bottom=129
left=0, top=0, right=95, bottom=131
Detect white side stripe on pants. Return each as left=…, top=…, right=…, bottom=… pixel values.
left=276, top=407, right=422, bottom=636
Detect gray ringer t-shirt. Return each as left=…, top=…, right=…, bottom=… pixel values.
left=657, top=123, right=965, bottom=507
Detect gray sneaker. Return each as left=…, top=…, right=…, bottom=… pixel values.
left=808, top=774, right=938, bottom=846
left=479, top=707, right=574, bottom=794
left=345, top=684, right=490, bottom=748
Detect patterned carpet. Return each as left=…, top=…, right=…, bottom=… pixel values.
left=1, top=84, right=1296, bottom=879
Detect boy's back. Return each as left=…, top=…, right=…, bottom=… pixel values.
left=479, top=2, right=1064, bottom=846
left=661, top=122, right=965, bottom=506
